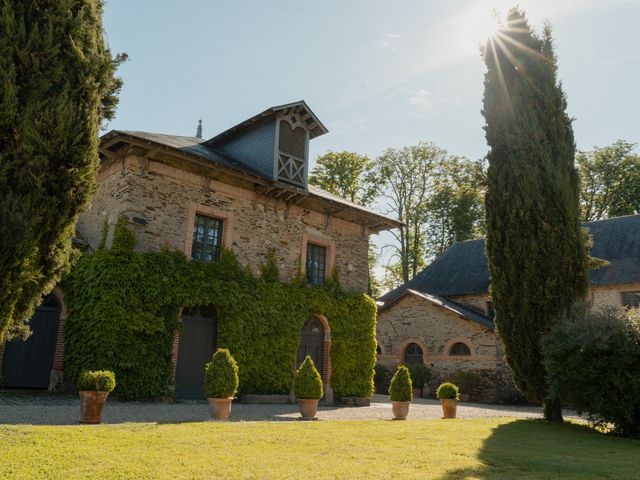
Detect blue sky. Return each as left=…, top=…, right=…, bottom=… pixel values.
left=104, top=0, right=640, bottom=162
left=103, top=0, right=640, bottom=282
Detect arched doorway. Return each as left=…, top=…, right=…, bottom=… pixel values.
left=175, top=305, right=217, bottom=399
left=1, top=294, right=61, bottom=389
left=296, top=317, right=324, bottom=377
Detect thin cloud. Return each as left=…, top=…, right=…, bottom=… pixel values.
left=385, top=33, right=401, bottom=39
left=407, top=89, right=433, bottom=112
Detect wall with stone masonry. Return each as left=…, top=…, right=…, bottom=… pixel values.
left=377, top=283, right=640, bottom=403
left=76, top=160, right=128, bottom=249
left=376, top=294, right=501, bottom=402
left=78, top=154, right=370, bottom=293
left=590, top=283, right=640, bottom=307
left=448, top=293, right=490, bottom=314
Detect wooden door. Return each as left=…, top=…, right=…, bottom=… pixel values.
left=175, top=305, right=217, bottom=399
left=1, top=294, right=61, bottom=389
left=296, top=317, right=324, bottom=377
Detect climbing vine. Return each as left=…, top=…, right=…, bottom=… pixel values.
left=64, top=219, right=376, bottom=400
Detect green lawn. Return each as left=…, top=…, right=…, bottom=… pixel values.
left=0, top=418, right=637, bottom=479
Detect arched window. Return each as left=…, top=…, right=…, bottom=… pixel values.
left=403, top=343, right=423, bottom=365
left=449, top=342, right=471, bottom=356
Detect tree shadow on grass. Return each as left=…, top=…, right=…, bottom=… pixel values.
left=438, top=419, right=639, bottom=480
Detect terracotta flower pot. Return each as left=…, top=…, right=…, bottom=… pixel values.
left=458, top=393, right=470, bottom=402
left=79, top=390, right=109, bottom=424
left=297, top=398, right=319, bottom=419
left=391, top=400, right=411, bottom=420
left=208, top=397, right=233, bottom=420
left=440, top=399, right=458, bottom=419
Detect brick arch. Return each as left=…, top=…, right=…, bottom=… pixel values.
left=443, top=337, right=476, bottom=357
left=398, top=338, right=429, bottom=364
left=49, top=287, right=68, bottom=383
left=170, top=306, right=186, bottom=379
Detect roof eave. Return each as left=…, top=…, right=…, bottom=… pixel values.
left=98, top=130, right=397, bottom=232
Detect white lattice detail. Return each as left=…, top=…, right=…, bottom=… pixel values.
left=277, top=152, right=305, bottom=186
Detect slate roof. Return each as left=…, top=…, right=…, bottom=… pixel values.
left=380, top=214, right=640, bottom=304
left=115, top=131, right=265, bottom=177
left=205, top=100, right=328, bottom=145
left=379, top=289, right=495, bottom=330
left=100, top=126, right=401, bottom=230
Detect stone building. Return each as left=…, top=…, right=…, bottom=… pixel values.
left=0, top=101, right=400, bottom=397
left=377, top=214, right=640, bottom=402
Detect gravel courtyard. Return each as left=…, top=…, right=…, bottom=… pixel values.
left=0, top=392, right=581, bottom=425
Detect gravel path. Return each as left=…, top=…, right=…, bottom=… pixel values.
left=0, top=392, right=581, bottom=425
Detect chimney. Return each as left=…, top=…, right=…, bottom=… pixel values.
left=195, top=119, right=203, bottom=139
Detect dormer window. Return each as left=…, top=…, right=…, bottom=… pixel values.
left=276, top=111, right=309, bottom=188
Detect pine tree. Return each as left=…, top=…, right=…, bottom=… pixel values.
left=0, top=0, right=125, bottom=341
left=482, top=9, right=589, bottom=421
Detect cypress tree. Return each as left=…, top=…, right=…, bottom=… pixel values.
left=482, top=9, right=589, bottom=421
left=0, top=0, right=124, bottom=341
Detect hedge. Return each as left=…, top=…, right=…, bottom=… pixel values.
left=543, top=305, right=640, bottom=438
left=64, top=219, right=376, bottom=400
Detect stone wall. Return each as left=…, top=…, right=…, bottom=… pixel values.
left=77, top=154, right=370, bottom=293
left=448, top=293, right=490, bottom=315
left=590, top=283, right=640, bottom=307
left=376, top=294, right=502, bottom=402
left=377, top=283, right=640, bottom=403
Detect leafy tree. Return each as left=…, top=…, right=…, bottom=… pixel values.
left=376, top=143, right=441, bottom=286
left=482, top=9, right=589, bottom=421
left=309, top=151, right=383, bottom=296
left=578, top=140, right=640, bottom=221
left=424, top=158, right=486, bottom=258
left=309, top=151, right=381, bottom=206
left=377, top=144, right=485, bottom=289
left=0, top=0, right=125, bottom=341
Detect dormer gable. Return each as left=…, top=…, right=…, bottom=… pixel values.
left=204, top=101, right=327, bottom=190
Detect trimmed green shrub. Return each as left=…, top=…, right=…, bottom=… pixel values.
left=409, top=363, right=432, bottom=389
left=64, top=219, right=376, bottom=399
left=436, top=382, right=459, bottom=400
left=76, top=370, right=116, bottom=392
left=451, top=370, right=482, bottom=396
left=389, top=365, right=412, bottom=402
left=543, top=305, right=640, bottom=438
left=204, top=349, right=239, bottom=398
left=294, top=356, right=323, bottom=399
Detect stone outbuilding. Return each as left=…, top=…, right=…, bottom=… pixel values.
left=0, top=101, right=400, bottom=398
left=377, top=214, right=640, bottom=403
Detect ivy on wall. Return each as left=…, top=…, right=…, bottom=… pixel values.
left=64, top=219, right=377, bottom=400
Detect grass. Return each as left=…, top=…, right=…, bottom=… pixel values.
left=0, top=418, right=637, bottom=479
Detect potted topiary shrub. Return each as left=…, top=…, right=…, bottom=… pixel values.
left=294, top=356, right=323, bottom=420
left=204, top=348, right=239, bottom=420
left=452, top=370, right=482, bottom=402
left=77, top=370, right=116, bottom=424
left=389, top=365, right=412, bottom=420
left=436, top=382, right=459, bottom=419
left=409, top=363, right=432, bottom=399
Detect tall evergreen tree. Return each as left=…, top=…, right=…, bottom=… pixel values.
left=482, top=9, right=589, bottom=421
left=0, top=0, right=125, bottom=341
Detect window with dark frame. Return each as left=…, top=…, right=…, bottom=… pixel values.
left=403, top=343, right=423, bottom=365
left=621, top=291, right=640, bottom=309
left=306, top=243, right=326, bottom=285
left=191, top=214, right=223, bottom=263
left=449, top=342, right=472, bottom=356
